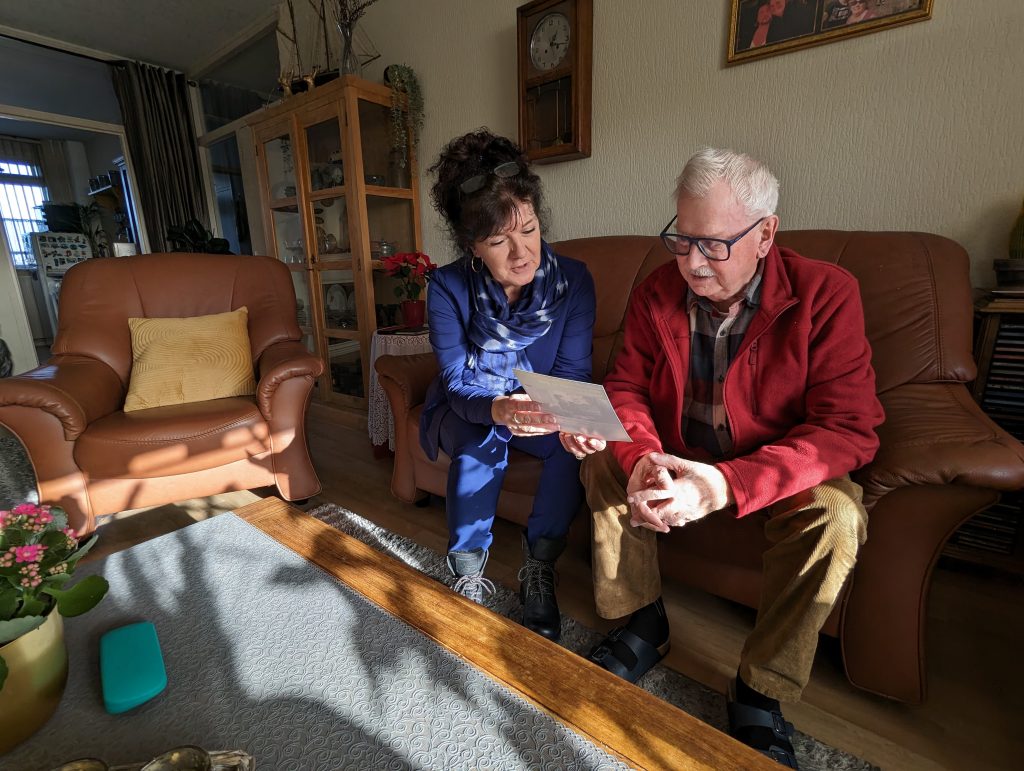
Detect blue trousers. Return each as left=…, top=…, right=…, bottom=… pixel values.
left=438, top=410, right=584, bottom=553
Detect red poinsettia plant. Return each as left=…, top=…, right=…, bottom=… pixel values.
left=383, top=251, right=437, bottom=301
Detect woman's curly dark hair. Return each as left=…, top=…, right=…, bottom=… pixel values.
left=429, top=129, right=548, bottom=256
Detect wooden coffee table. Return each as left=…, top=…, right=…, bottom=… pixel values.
left=238, top=497, right=774, bottom=770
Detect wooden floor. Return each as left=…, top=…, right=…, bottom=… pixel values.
left=93, top=421, right=1023, bottom=771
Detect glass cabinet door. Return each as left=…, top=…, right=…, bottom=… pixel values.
left=291, top=270, right=312, bottom=330
left=309, top=197, right=351, bottom=260
left=355, top=93, right=419, bottom=342
left=367, top=196, right=417, bottom=256
left=326, top=337, right=364, bottom=399
left=271, top=207, right=305, bottom=264
left=305, top=118, right=345, bottom=193
left=262, top=133, right=298, bottom=202
left=358, top=99, right=412, bottom=190
left=321, top=268, right=359, bottom=333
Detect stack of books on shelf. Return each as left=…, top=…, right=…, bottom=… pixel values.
left=980, top=311, right=1024, bottom=442
left=946, top=493, right=1022, bottom=558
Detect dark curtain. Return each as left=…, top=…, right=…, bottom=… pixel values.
left=109, top=60, right=208, bottom=253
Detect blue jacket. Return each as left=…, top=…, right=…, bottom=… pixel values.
left=420, top=250, right=596, bottom=461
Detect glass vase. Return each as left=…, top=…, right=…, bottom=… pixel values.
left=338, top=22, right=361, bottom=76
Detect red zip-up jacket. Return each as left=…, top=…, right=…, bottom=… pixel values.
left=605, top=244, right=884, bottom=517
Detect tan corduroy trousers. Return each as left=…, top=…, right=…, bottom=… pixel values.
left=581, top=449, right=868, bottom=702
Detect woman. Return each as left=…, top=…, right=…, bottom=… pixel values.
left=421, top=129, right=604, bottom=641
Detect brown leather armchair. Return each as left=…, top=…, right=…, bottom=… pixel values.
left=376, top=231, right=1024, bottom=703
left=0, top=252, right=324, bottom=536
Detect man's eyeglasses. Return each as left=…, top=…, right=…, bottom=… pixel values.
left=458, top=161, right=522, bottom=195
left=659, top=216, right=766, bottom=261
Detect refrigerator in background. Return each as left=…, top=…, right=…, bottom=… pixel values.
left=28, top=232, right=92, bottom=338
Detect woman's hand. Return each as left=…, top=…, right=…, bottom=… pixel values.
left=559, top=432, right=606, bottom=460
left=492, top=393, right=559, bottom=436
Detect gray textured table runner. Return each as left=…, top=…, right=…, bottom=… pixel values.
left=2, top=514, right=627, bottom=771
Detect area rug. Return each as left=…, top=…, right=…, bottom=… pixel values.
left=309, top=502, right=878, bottom=771
left=0, top=427, right=37, bottom=508
left=3, top=513, right=635, bottom=771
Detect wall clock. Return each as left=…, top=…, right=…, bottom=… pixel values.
left=516, top=0, right=592, bottom=164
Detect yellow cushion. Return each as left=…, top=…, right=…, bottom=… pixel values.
left=124, top=308, right=256, bottom=412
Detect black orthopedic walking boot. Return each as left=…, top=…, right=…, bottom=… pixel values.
left=518, top=531, right=566, bottom=641
left=445, top=548, right=494, bottom=605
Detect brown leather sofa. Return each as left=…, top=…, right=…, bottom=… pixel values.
left=0, top=252, right=324, bottom=536
left=376, top=231, right=1024, bottom=704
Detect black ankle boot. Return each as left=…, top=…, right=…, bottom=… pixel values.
left=518, top=531, right=566, bottom=641
left=446, top=548, right=494, bottom=605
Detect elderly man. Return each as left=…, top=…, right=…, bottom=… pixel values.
left=582, top=148, right=883, bottom=768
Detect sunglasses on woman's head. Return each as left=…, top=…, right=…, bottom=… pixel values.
left=458, top=161, right=522, bottom=195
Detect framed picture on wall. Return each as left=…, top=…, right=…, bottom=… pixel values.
left=727, top=0, right=933, bottom=65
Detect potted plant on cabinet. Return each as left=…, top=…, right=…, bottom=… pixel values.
left=382, top=251, right=435, bottom=328
left=383, top=64, right=424, bottom=184
left=0, top=503, right=109, bottom=753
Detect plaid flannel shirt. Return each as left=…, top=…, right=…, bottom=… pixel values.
left=683, top=261, right=764, bottom=459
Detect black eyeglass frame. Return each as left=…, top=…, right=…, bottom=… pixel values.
left=458, top=161, right=522, bottom=195
left=659, top=215, right=767, bottom=261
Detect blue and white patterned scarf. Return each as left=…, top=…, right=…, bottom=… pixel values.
left=463, top=241, right=568, bottom=393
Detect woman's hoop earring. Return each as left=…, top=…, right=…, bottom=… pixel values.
left=471, top=255, right=483, bottom=273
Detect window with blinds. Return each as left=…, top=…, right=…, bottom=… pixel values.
left=0, top=137, right=49, bottom=268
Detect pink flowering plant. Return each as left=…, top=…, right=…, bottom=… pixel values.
left=382, top=251, right=437, bottom=301
left=0, top=503, right=109, bottom=690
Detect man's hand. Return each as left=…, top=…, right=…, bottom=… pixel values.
left=626, top=452, right=734, bottom=532
left=559, top=432, right=606, bottom=460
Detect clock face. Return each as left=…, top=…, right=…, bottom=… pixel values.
left=529, top=12, right=571, bottom=72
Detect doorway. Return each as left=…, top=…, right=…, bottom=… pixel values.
left=0, top=112, right=144, bottom=368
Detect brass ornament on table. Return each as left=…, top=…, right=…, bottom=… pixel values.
left=50, top=749, right=251, bottom=771
left=140, top=745, right=212, bottom=771
left=51, top=760, right=109, bottom=771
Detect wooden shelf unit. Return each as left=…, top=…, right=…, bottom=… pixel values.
left=247, top=75, right=422, bottom=422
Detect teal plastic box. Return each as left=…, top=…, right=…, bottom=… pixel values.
left=99, top=621, right=167, bottom=714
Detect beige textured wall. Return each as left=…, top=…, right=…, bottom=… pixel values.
left=351, top=0, right=1023, bottom=287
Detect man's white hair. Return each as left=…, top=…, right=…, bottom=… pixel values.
left=674, top=148, right=779, bottom=218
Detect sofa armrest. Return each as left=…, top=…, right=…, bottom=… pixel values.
left=856, top=382, right=1024, bottom=508
left=375, top=352, right=438, bottom=504
left=256, top=340, right=324, bottom=420
left=374, top=353, right=439, bottom=412
left=0, top=355, right=124, bottom=440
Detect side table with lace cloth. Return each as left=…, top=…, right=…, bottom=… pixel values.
left=369, top=328, right=432, bottom=450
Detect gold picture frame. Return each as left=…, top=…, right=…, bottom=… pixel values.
left=727, top=0, right=933, bottom=65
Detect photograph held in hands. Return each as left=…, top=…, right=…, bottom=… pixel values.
left=513, top=369, right=632, bottom=442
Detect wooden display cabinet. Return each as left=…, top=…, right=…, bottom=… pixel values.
left=247, top=76, right=422, bottom=424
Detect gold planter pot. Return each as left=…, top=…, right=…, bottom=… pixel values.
left=0, top=610, right=68, bottom=754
